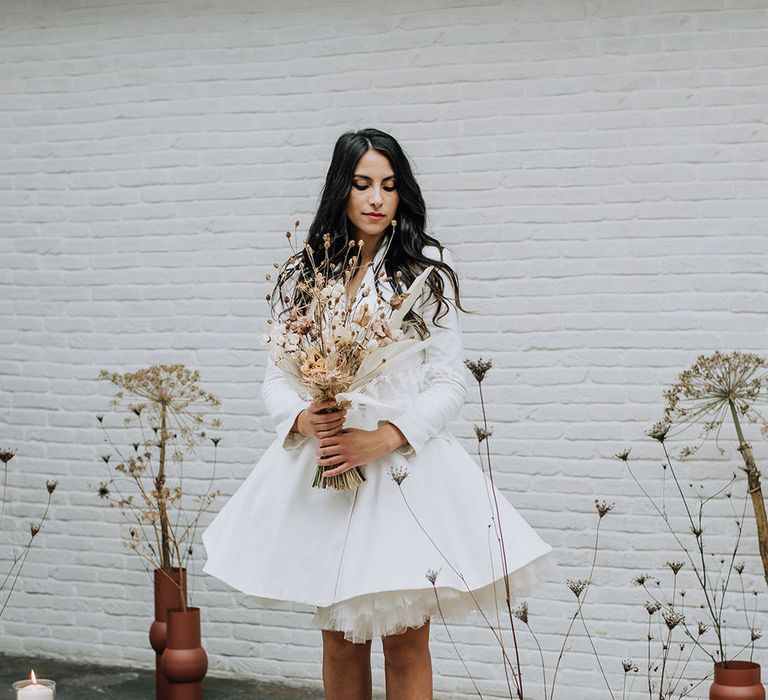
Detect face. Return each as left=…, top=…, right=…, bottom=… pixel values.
left=346, top=149, right=400, bottom=252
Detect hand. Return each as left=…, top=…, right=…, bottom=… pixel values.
left=298, top=399, right=347, bottom=440
left=316, top=426, right=395, bottom=479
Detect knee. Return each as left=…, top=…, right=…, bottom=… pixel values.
left=382, top=624, right=430, bottom=670
left=323, top=630, right=370, bottom=665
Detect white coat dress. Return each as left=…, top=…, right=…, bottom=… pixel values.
left=202, top=239, right=554, bottom=643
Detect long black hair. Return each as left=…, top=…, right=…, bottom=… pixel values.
left=271, top=127, right=469, bottom=339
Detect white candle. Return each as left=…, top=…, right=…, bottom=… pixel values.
left=17, top=685, right=53, bottom=699
left=15, top=670, right=54, bottom=700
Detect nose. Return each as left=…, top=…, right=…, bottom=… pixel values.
left=369, top=187, right=384, bottom=208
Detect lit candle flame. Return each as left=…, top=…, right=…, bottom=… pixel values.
left=30, top=669, right=38, bottom=685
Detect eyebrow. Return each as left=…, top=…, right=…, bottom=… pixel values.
left=353, top=174, right=396, bottom=181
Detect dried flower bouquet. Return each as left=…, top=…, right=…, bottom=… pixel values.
left=263, top=224, right=435, bottom=490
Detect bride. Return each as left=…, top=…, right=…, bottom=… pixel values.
left=202, top=127, right=553, bottom=699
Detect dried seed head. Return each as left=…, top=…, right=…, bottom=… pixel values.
left=646, top=421, right=670, bottom=443
left=666, top=561, right=685, bottom=575
left=567, top=579, right=589, bottom=598
left=614, top=448, right=631, bottom=462
left=512, top=601, right=529, bottom=624
left=594, top=500, right=614, bottom=518
left=465, top=358, right=492, bottom=383
left=389, top=465, right=409, bottom=486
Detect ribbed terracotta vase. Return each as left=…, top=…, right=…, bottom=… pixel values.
left=710, top=661, right=765, bottom=700
left=160, top=606, right=208, bottom=700
left=149, top=567, right=185, bottom=700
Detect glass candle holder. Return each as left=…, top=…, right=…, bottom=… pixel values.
left=11, top=679, right=56, bottom=699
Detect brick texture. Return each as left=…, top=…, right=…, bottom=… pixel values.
left=1, top=1, right=767, bottom=697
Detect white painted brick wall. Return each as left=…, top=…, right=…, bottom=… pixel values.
left=2, top=0, right=767, bottom=697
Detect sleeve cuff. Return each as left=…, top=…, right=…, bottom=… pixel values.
left=378, top=419, right=418, bottom=457
left=276, top=402, right=311, bottom=451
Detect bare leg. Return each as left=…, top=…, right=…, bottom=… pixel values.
left=382, top=620, right=432, bottom=700
left=321, top=629, right=372, bottom=700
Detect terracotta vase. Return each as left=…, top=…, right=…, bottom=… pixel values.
left=149, top=567, right=185, bottom=700
left=710, top=661, right=765, bottom=700
left=160, top=606, right=208, bottom=700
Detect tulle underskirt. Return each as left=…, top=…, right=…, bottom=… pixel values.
left=313, top=552, right=554, bottom=643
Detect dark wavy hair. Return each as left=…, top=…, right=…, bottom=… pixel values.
left=270, top=127, right=469, bottom=339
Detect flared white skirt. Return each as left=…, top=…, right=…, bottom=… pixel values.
left=202, top=432, right=554, bottom=643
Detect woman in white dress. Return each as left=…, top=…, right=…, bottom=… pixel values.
left=202, top=128, right=553, bottom=699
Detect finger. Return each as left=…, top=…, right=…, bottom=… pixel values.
left=322, top=462, right=352, bottom=478
left=317, top=425, right=342, bottom=439
left=316, top=452, right=345, bottom=465
left=316, top=411, right=345, bottom=426
left=311, top=400, right=340, bottom=412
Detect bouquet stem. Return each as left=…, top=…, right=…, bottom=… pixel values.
left=312, top=463, right=366, bottom=490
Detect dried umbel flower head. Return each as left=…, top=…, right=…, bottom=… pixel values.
left=465, top=358, right=492, bottom=383
left=697, top=622, right=709, bottom=636
left=614, top=448, right=631, bottom=462
left=663, top=610, right=684, bottom=631
left=389, top=465, right=409, bottom=486
left=666, top=561, right=685, bottom=575
left=99, top=364, right=222, bottom=454
left=645, top=601, right=662, bottom=615
left=622, top=659, right=639, bottom=673
left=426, top=569, right=439, bottom=585
left=594, top=500, right=614, bottom=519
left=646, top=421, right=670, bottom=444
left=567, top=578, right=589, bottom=599
left=661, top=351, right=768, bottom=455
left=474, top=425, right=493, bottom=442
left=512, top=601, right=529, bottom=624
left=0, top=449, right=16, bottom=464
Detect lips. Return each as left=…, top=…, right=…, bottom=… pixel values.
left=364, top=213, right=385, bottom=220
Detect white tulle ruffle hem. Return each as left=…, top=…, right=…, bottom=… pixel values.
left=312, top=550, right=555, bottom=643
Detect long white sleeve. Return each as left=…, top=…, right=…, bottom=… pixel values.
left=260, top=352, right=312, bottom=450
left=381, top=246, right=468, bottom=456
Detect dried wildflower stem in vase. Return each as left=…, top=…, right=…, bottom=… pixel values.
left=728, top=399, right=768, bottom=587
left=661, top=351, right=768, bottom=589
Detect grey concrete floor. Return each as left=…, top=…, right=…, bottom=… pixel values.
left=0, top=654, right=324, bottom=699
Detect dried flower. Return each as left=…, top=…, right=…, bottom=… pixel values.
left=661, top=351, right=768, bottom=454
left=666, top=561, right=685, bottom=575
left=46, top=480, right=58, bottom=494
left=697, top=622, right=709, bottom=636
left=751, top=629, right=762, bottom=642
left=645, top=601, right=662, bottom=615
left=474, top=425, right=493, bottom=442
left=646, top=421, right=670, bottom=443
left=615, top=448, right=631, bottom=462
left=29, top=523, right=40, bottom=538
left=594, top=500, right=614, bottom=518
left=426, top=569, right=439, bottom=585
left=389, top=465, right=409, bottom=486
left=465, top=358, right=492, bottom=383
left=512, top=601, right=529, bottom=624
left=663, top=610, right=684, bottom=630
left=567, top=579, right=589, bottom=598
left=734, top=562, right=745, bottom=574
left=622, top=659, right=638, bottom=673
